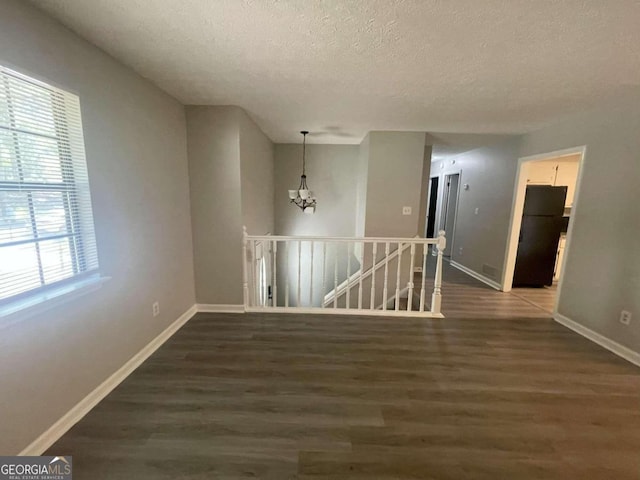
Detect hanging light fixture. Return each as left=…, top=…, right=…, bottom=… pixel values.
left=288, top=130, right=317, bottom=214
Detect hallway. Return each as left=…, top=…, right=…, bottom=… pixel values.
left=510, top=284, right=558, bottom=315
left=423, top=260, right=553, bottom=319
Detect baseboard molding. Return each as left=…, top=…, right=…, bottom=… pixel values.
left=449, top=261, right=502, bottom=291
left=554, top=313, right=640, bottom=368
left=245, top=306, right=444, bottom=319
left=196, top=304, right=244, bottom=313
left=19, top=304, right=198, bottom=456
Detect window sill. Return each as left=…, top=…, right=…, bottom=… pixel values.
left=0, top=274, right=111, bottom=329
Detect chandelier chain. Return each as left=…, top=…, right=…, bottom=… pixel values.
left=302, top=131, right=307, bottom=176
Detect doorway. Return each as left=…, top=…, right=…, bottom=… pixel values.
left=425, top=176, right=439, bottom=238
left=502, top=147, right=585, bottom=315
left=440, top=173, right=460, bottom=257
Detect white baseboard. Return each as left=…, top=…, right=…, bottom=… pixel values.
left=450, top=260, right=502, bottom=291
left=196, top=304, right=244, bottom=313
left=554, top=313, right=640, bottom=368
left=19, top=304, right=198, bottom=456
left=245, top=306, right=444, bottom=319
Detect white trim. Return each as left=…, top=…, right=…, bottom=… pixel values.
left=19, top=304, right=198, bottom=456
left=450, top=260, right=502, bottom=291
left=424, top=174, right=440, bottom=237
left=554, top=313, right=640, bottom=368
left=245, top=306, right=444, bottom=319
left=501, top=146, right=586, bottom=297
left=440, top=170, right=463, bottom=258
left=322, top=269, right=362, bottom=304
left=322, top=241, right=416, bottom=307
left=424, top=163, right=464, bottom=255
left=196, top=304, right=244, bottom=313
left=246, top=233, right=438, bottom=243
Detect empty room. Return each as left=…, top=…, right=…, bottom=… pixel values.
left=1, top=1, right=639, bottom=478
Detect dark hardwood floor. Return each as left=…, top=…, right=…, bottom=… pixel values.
left=511, top=284, right=558, bottom=314
left=420, top=260, right=552, bottom=318
left=45, top=265, right=640, bottom=479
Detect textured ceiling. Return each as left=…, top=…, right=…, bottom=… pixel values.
left=29, top=0, right=640, bottom=144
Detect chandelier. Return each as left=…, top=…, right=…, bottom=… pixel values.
left=288, top=130, right=317, bottom=214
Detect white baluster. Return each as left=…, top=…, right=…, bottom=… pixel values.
left=346, top=243, right=351, bottom=309
left=297, top=240, right=301, bottom=307
left=333, top=243, right=338, bottom=309
left=252, top=240, right=258, bottom=306
left=285, top=241, right=289, bottom=308
left=322, top=242, right=327, bottom=308
left=383, top=242, right=390, bottom=311
left=395, top=242, right=403, bottom=311
left=431, top=230, right=446, bottom=314
left=357, top=241, right=364, bottom=310
left=242, top=226, right=249, bottom=309
left=370, top=242, right=377, bottom=309
left=407, top=242, right=416, bottom=312
left=420, top=242, right=428, bottom=312
left=272, top=240, right=277, bottom=307
left=309, top=240, right=314, bottom=307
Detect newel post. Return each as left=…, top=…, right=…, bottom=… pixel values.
left=242, top=226, right=249, bottom=309
left=431, top=230, right=446, bottom=314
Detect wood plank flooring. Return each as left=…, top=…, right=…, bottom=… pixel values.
left=422, top=261, right=552, bottom=318
left=45, top=265, right=640, bottom=479
left=511, top=284, right=558, bottom=314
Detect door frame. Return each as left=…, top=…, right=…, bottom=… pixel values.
left=427, top=166, right=463, bottom=254
left=501, top=146, right=587, bottom=315
left=424, top=175, right=440, bottom=238
left=440, top=172, right=462, bottom=257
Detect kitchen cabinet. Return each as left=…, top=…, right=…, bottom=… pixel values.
left=526, top=163, right=556, bottom=185
left=526, top=160, right=579, bottom=207
left=555, top=161, right=579, bottom=206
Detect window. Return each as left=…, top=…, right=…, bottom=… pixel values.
left=0, top=66, right=99, bottom=307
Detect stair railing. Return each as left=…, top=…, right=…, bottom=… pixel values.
left=242, top=228, right=446, bottom=318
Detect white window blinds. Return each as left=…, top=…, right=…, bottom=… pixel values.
left=0, top=66, right=99, bottom=303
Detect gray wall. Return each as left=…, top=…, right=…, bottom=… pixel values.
left=354, top=134, right=370, bottom=237
left=416, top=145, right=433, bottom=239
left=187, top=106, right=274, bottom=305
left=431, top=138, right=521, bottom=280
left=364, top=132, right=427, bottom=238
left=239, top=110, right=275, bottom=236
left=274, top=144, right=359, bottom=237
left=186, top=106, right=243, bottom=305
left=518, top=97, right=640, bottom=354
left=0, top=0, right=195, bottom=454
left=274, top=143, right=359, bottom=305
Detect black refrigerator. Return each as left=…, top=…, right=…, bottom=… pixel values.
left=513, top=185, right=567, bottom=287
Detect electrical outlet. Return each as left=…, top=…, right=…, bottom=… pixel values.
left=402, top=206, right=412, bottom=215
left=474, top=207, right=479, bottom=215
left=620, top=310, right=632, bottom=325
left=458, top=247, right=463, bottom=255
left=152, top=301, right=160, bottom=317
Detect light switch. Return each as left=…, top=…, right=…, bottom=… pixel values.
left=402, top=206, right=412, bottom=215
